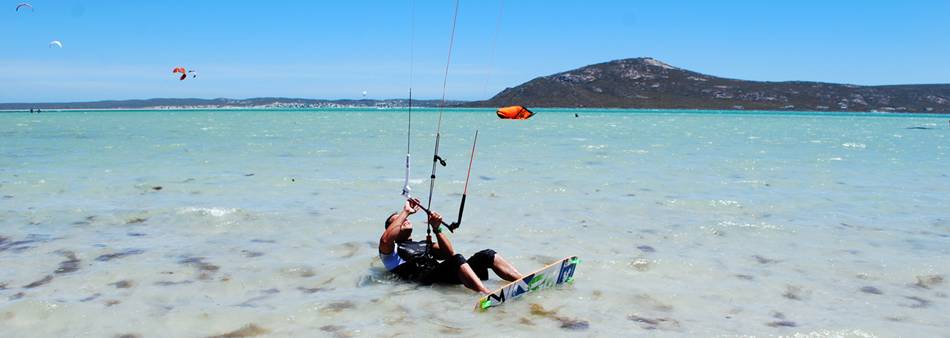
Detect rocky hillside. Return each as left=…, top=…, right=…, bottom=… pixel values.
left=468, top=58, right=950, bottom=113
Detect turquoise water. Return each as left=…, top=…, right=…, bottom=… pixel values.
left=1, top=109, right=948, bottom=337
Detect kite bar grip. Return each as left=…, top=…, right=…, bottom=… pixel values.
left=448, top=194, right=466, bottom=232
left=411, top=200, right=451, bottom=227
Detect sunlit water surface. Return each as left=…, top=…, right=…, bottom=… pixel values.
left=1, top=109, right=948, bottom=337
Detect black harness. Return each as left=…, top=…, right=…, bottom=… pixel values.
left=392, top=240, right=438, bottom=281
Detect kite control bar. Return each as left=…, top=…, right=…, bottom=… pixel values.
left=409, top=198, right=454, bottom=230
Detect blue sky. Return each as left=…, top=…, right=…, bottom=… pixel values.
left=3, top=0, right=949, bottom=102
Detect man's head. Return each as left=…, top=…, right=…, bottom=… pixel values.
left=384, top=211, right=413, bottom=241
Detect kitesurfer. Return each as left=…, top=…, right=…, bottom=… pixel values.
left=378, top=198, right=523, bottom=294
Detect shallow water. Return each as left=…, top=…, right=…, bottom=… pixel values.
left=1, top=109, right=948, bottom=337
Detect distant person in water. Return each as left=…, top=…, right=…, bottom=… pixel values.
left=378, top=198, right=523, bottom=294
left=30, top=109, right=34, bottom=113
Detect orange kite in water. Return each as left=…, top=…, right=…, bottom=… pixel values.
left=496, top=106, right=534, bottom=120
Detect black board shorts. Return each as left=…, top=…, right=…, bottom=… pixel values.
left=392, top=249, right=497, bottom=285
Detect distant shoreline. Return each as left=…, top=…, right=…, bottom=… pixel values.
left=0, top=98, right=466, bottom=111
left=2, top=107, right=948, bottom=117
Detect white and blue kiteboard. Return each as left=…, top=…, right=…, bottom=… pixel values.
left=476, top=256, right=578, bottom=311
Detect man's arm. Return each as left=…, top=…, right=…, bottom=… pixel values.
left=378, top=200, right=419, bottom=255
left=427, top=211, right=455, bottom=259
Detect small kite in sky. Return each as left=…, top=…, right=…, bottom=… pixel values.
left=173, top=67, right=187, bottom=80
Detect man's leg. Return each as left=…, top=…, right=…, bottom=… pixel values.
left=426, top=254, right=492, bottom=294
left=457, top=263, right=492, bottom=294
left=490, top=254, right=523, bottom=282
left=468, top=249, right=523, bottom=282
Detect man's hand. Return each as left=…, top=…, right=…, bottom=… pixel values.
left=404, top=198, right=421, bottom=214
left=427, top=211, right=443, bottom=228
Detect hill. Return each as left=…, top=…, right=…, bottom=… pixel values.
left=467, top=58, right=950, bottom=113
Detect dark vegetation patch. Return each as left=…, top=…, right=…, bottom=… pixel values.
left=73, top=216, right=96, bottom=225
left=531, top=304, right=590, bottom=331
left=297, top=287, right=328, bottom=294
left=111, top=280, right=134, bottom=289
left=236, top=289, right=280, bottom=307
left=0, top=234, right=52, bottom=253
left=627, top=314, right=680, bottom=331
left=766, top=321, right=797, bottom=328
left=438, top=325, right=465, bottom=335
left=80, top=293, right=102, bottom=302
left=320, top=325, right=343, bottom=332
left=631, top=294, right=674, bottom=312
left=96, top=249, right=145, bottom=262
left=914, top=275, right=944, bottom=289
left=23, top=275, right=53, bottom=288
left=558, top=318, right=590, bottom=331
left=55, top=251, right=81, bottom=274
left=902, top=296, right=932, bottom=309
left=782, top=285, right=806, bottom=300
left=334, top=242, right=361, bottom=259
left=178, top=256, right=220, bottom=272
left=155, top=280, right=193, bottom=286
left=321, top=301, right=355, bottom=313
left=753, top=255, right=779, bottom=264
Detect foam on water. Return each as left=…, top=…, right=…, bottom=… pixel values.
left=1, top=109, right=948, bottom=337
left=178, top=207, right=239, bottom=217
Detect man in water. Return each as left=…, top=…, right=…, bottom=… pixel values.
left=379, top=198, right=523, bottom=294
